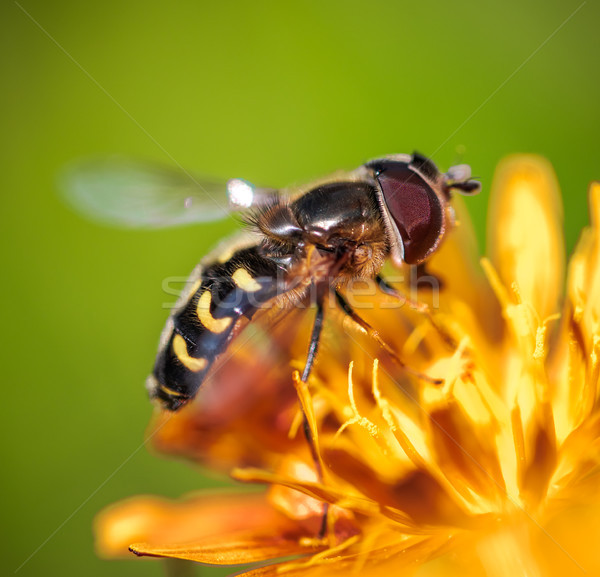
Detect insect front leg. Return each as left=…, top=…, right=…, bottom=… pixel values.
left=376, top=273, right=430, bottom=314
left=295, top=284, right=331, bottom=539
left=301, top=292, right=325, bottom=383
left=376, top=274, right=457, bottom=350
left=334, top=289, right=443, bottom=385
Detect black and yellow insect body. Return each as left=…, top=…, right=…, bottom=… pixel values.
left=152, top=246, right=281, bottom=409
left=63, top=152, right=480, bottom=411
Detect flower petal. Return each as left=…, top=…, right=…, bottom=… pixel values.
left=426, top=400, right=506, bottom=505
left=240, top=533, right=461, bottom=577
left=550, top=182, right=600, bottom=436
left=323, top=447, right=472, bottom=527
left=95, top=491, right=293, bottom=558
left=536, top=502, right=600, bottom=575
left=233, top=466, right=384, bottom=519
left=568, top=182, right=600, bottom=356
left=129, top=528, right=324, bottom=564
left=429, top=195, right=504, bottom=345
left=487, top=155, right=564, bottom=321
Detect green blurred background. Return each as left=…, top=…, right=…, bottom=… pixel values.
left=1, top=0, right=598, bottom=575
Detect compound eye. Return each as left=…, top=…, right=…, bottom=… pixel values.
left=376, top=164, right=444, bottom=265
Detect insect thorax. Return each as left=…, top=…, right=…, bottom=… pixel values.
left=253, top=180, right=389, bottom=281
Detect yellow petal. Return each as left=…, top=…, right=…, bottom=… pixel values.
left=487, top=155, right=564, bottom=321
left=129, top=529, right=324, bottom=564
left=268, top=456, right=327, bottom=521
left=536, top=502, right=600, bottom=575
left=241, top=533, right=459, bottom=577
left=95, top=492, right=288, bottom=558
left=551, top=182, right=600, bottom=434
left=323, top=447, right=472, bottom=527
left=429, top=195, right=504, bottom=345
left=426, top=400, right=506, bottom=507
left=574, top=182, right=600, bottom=353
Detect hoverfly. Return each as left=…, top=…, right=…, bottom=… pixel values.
left=63, top=153, right=480, bottom=411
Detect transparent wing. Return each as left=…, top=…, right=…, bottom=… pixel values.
left=59, top=156, right=280, bottom=228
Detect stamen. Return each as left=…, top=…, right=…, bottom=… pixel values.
left=481, top=257, right=511, bottom=310
left=511, top=281, right=523, bottom=305
left=371, top=359, right=426, bottom=469
left=334, top=362, right=383, bottom=445
left=533, top=314, right=560, bottom=361
left=402, top=323, right=429, bottom=357
left=511, top=404, right=526, bottom=497
left=371, top=359, right=396, bottom=432
left=347, top=361, right=359, bottom=415
left=292, top=370, right=326, bottom=480
left=232, top=467, right=381, bottom=517
left=580, top=332, right=600, bottom=421
left=283, top=535, right=361, bottom=572
left=533, top=326, right=546, bottom=361
left=348, top=528, right=385, bottom=575
left=288, top=408, right=304, bottom=440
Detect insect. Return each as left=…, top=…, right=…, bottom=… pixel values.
left=63, top=153, right=480, bottom=411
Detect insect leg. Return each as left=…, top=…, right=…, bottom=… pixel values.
left=335, top=289, right=443, bottom=385
left=301, top=297, right=324, bottom=383
left=297, top=288, right=330, bottom=539
left=376, top=274, right=457, bottom=349
left=376, top=273, right=430, bottom=314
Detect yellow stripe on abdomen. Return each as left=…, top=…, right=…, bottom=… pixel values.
left=172, top=334, right=208, bottom=372
left=196, top=290, right=233, bottom=333
left=232, top=268, right=262, bottom=292
left=159, top=384, right=184, bottom=397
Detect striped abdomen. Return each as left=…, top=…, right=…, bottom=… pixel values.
left=148, top=245, right=281, bottom=410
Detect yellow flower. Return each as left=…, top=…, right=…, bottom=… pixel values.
left=96, top=156, right=600, bottom=576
